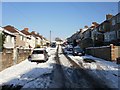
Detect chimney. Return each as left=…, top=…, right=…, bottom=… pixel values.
left=37, top=33, right=39, bottom=35
left=79, top=29, right=82, bottom=32
left=31, top=31, right=37, bottom=34
left=92, top=22, right=99, bottom=27
left=24, top=28, right=29, bottom=31
left=106, top=14, right=113, bottom=20
left=84, top=25, right=88, bottom=28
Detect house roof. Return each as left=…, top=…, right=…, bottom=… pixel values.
left=0, top=27, right=16, bottom=37
left=42, top=37, right=48, bottom=40
left=3, top=25, right=19, bottom=33
left=3, top=25, right=26, bottom=37
left=21, top=29, right=31, bottom=35
left=31, top=31, right=42, bottom=39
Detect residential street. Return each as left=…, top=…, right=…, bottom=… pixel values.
left=0, top=45, right=119, bottom=89
left=1, top=2, right=120, bottom=90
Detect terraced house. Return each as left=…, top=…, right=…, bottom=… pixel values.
left=3, top=25, right=27, bottom=49
left=98, top=13, right=120, bottom=46
left=0, top=25, right=49, bottom=70
left=67, top=13, right=120, bottom=61
left=68, top=13, right=120, bottom=48
left=31, top=31, right=42, bottom=48
left=0, top=27, right=16, bottom=51
left=21, top=28, right=36, bottom=49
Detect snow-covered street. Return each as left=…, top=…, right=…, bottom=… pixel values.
left=0, top=47, right=57, bottom=89
left=0, top=45, right=119, bottom=89
left=67, top=54, right=119, bottom=88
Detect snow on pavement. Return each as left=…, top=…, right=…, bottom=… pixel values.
left=0, top=47, right=57, bottom=88
left=68, top=54, right=119, bottom=88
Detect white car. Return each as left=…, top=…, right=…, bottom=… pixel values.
left=28, top=48, right=49, bottom=62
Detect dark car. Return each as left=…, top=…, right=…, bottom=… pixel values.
left=63, top=44, right=73, bottom=54
left=73, top=47, right=85, bottom=56
left=50, top=42, right=56, bottom=48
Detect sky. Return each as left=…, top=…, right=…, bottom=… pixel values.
left=2, top=2, right=118, bottom=40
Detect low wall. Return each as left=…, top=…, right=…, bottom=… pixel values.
left=0, top=48, right=31, bottom=71
left=2, top=49, right=14, bottom=71
left=17, top=49, right=31, bottom=64
left=86, top=44, right=120, bottom=61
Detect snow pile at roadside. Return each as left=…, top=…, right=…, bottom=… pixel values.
left=0, top=47, right=57, bottom=88
left=68, top=55, right=119, bottom=88
left=59, top=46, right=72, bottom=68
left=46, top=47, right=57, bottom=56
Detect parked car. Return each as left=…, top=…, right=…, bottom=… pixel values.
left=63, top=46, right=73, bottom=54
left=50, top=42, right=56, bottom=48
left=73, top=47, right=85, bottom=56
left=28, top=48, right=49, bottom=62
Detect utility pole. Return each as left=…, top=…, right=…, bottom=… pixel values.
left=118, top=1, right=120, bottom=13
left=50, top=30, right=51, bottom=45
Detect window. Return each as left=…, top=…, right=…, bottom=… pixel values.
left=23, top=37, right=26, bottom=41
left=117, top=15, right=120, bottom=23
left=117, top=30, right=120, bottom=38
left=32, top=50, right=43, bottom=54
left=11, top=37, right=14, bottom=43
left=109, top=31, right=116, bottom=40
left=20, top=36, right=22, bottom=40
left=6, top=35, right=11, bottom=42
left=103, top=24, right=105, bottom=30
left=118, top=31, right=120, bottom=38
left=20, top=35, right=25, bottom=41
left=98, top=27, right=101, bottom=31
left=104, top=33, right=107, bottom=41
left=22, top=36, right=24, bottom=40
left=112, top=19, right=116, bottom=26
left=6, top=35, right=9, bottom=42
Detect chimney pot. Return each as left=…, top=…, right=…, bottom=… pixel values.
left=24, top=28, right=29, bottom=31
left=106, top=14, right=113, bottom=20
left=84, top=25, right=88, bottom=28
left=92, top=22, right=99, bottom=27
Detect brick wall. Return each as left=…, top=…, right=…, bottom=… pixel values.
left=0, top=53, right=2, bottom=71
left=0, top=48, right=31, bottom=71
left=17, top=49, right=31, bottom=64
left=2, top=49, right=14, bottom=71
left=86, top=44, right=120, bottom=61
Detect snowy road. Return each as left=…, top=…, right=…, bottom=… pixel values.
left=0, top=47, right=57, bottom=89
left=55, top=45, right=119, bottom=89
left=0, top=46, right=119, bottom=89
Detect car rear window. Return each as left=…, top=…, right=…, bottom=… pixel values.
left=74, top=48, right=82, bottom=52
left=32, top=50, right=44, bottom=54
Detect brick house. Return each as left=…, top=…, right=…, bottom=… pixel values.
left=0, top=27, right=16, bottom=51
left=31, top=31, right=42, bottom=48
left=81, top=22, right=99, bottom=47
left=104, top=13, right=120, bottom=45
left=42, top=37, right=49, bottom=46
left=3, top=25, right=27, bottom=48
left=91, top=15, right=112, bottom=46
left=21, top=28, right=34, bottom=49
left=116, top=13, right=120, bottom=39
left=67, top=30, right=81, bottom=45
left=94, top=20, right=110, bottom=46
